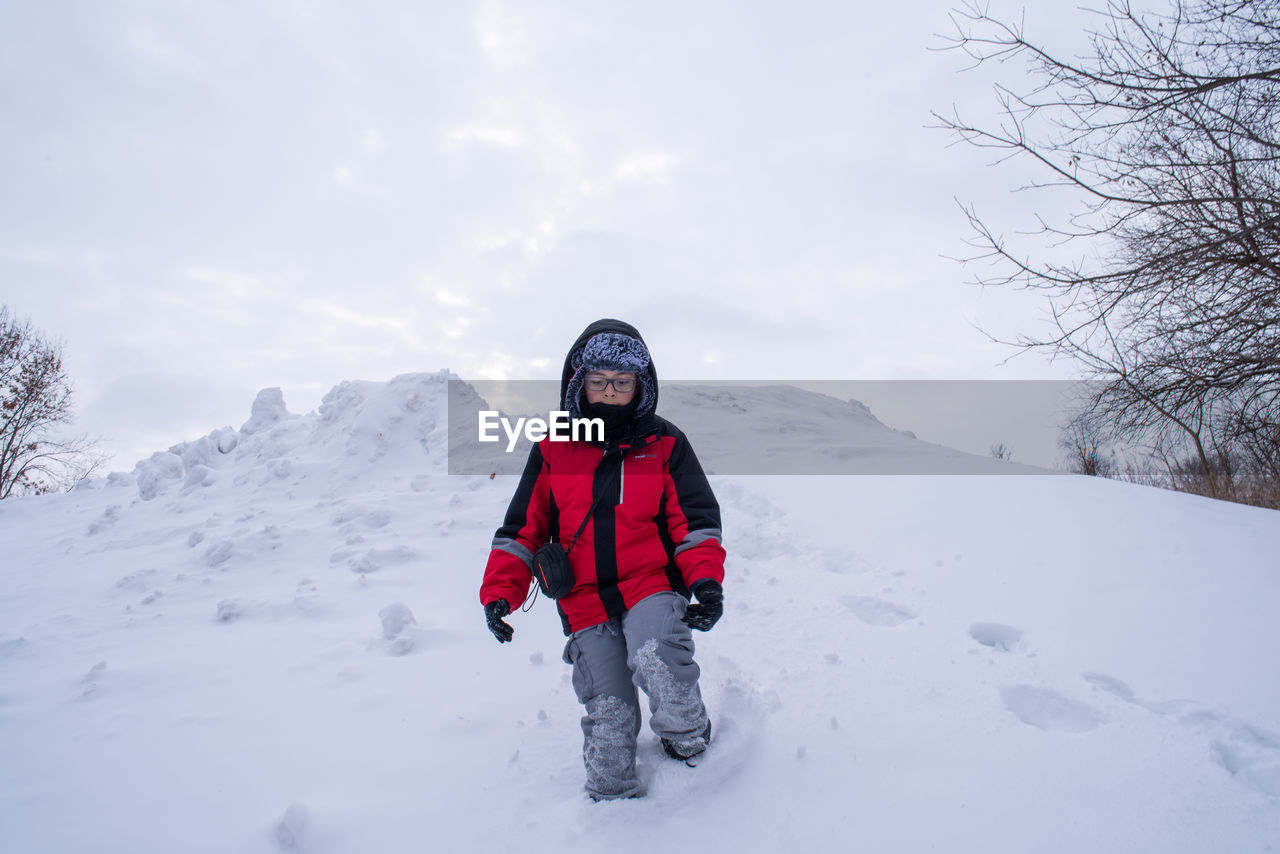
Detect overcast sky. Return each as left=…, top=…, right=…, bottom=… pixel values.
left=1, top=0, right=1099, bottom=469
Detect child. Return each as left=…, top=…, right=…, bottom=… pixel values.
left=479, top=318, right=726, bottom=800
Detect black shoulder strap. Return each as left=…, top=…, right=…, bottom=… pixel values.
left=564, top=449, right=622, bottom=554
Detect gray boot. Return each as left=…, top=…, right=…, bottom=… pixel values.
left=662, top=718, right=712, bottom=761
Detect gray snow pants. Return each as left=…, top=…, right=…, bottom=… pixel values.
left=561, top=591, right=710, bottom=800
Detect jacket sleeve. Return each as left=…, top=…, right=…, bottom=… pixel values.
left=661, top=428, right=726, bottom=591
left=480, top=442, right=552, bottom=609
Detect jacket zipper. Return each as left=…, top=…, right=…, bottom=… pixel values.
left=604, top=444, right=626, bottom=506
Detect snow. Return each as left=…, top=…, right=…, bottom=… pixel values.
left=1, top=371, right=1278, bottom=853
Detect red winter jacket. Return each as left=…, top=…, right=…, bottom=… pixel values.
left=480, top=317, right=724, bottom=633
left=479, top=417, right=726, bottom=634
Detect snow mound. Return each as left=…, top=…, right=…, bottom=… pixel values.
left=119, top=371, right=458, bottom=502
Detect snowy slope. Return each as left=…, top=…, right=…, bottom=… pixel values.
left=1, top=373, right=1277, bottom=853
left=661, top=383, right=1052, bottom=474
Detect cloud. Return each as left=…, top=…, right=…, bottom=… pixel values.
left=2, top=0, right=1096, bottom=467
left=614, top=151, right=678, bottom=183
left=76, top=371, right=255, bottom=469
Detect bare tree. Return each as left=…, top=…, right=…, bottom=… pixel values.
left=1058, top=409, right=1115, bottom=477
left=1, top=307, right=104, bottom=498
left=935, top=0, right=1280, bottom=497
left=989, top=441, right=1014, bottom=461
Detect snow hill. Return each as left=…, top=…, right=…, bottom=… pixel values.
left=2, top=371, right=1278, bottom=853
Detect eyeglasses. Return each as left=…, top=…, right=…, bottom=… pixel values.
left=584, top=375, right=636, bottom=393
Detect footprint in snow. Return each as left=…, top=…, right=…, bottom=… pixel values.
left=216, top=600, right=243, bottom=622
left=814, top=547, right=877, bottom=576
left=79, top=661, right=108, bottom=699
left=349, top=546, right=416, bottom=575
left=204, top=539, right=234, bottom=567
left=838, top=595, right=915, bottom=627
left=112, top=569, right=159, bottom=593
left=293, top=579, right=322, bottom=616
left=0, top=637, right=26, bottom=659
left=1083, top=671, right=1280, bottom=796
left=363, top=508, right=391, bottom=528
left=1001, top=684, right=1106, bottom=733
left=274, top=803, right=310, bottom=851
left=87, top=505, right=122, bottom=536
left=1083, top=672, right=1138, bottom=703
left=969, top=623, right=1024, bottom=652
left=1212, top=727, right=1280, bottom=797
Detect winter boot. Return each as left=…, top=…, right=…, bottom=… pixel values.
left=661, top=719, right=712, bottom=761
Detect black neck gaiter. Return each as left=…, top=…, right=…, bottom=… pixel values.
left=584, top=398, right=639, bottom=445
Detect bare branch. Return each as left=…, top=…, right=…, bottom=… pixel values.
left=935, top=0, right=1280, bottom=504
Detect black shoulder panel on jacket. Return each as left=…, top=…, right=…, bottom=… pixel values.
left=494, top=442, right=545, bottom=540
left=659, top=417, right=722, bottom=535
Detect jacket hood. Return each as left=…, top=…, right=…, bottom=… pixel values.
left=560, top=318, right=659, bottom=424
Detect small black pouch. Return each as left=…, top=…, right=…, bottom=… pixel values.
left=532, top=542, right=575, bottom=599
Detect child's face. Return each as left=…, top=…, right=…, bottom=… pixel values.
left=583, top=370, right=637, bottom=406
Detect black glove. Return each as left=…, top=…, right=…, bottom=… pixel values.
left=682, top=580, right=723, bottom=632
left=484, top=599, right=514, bottom=643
